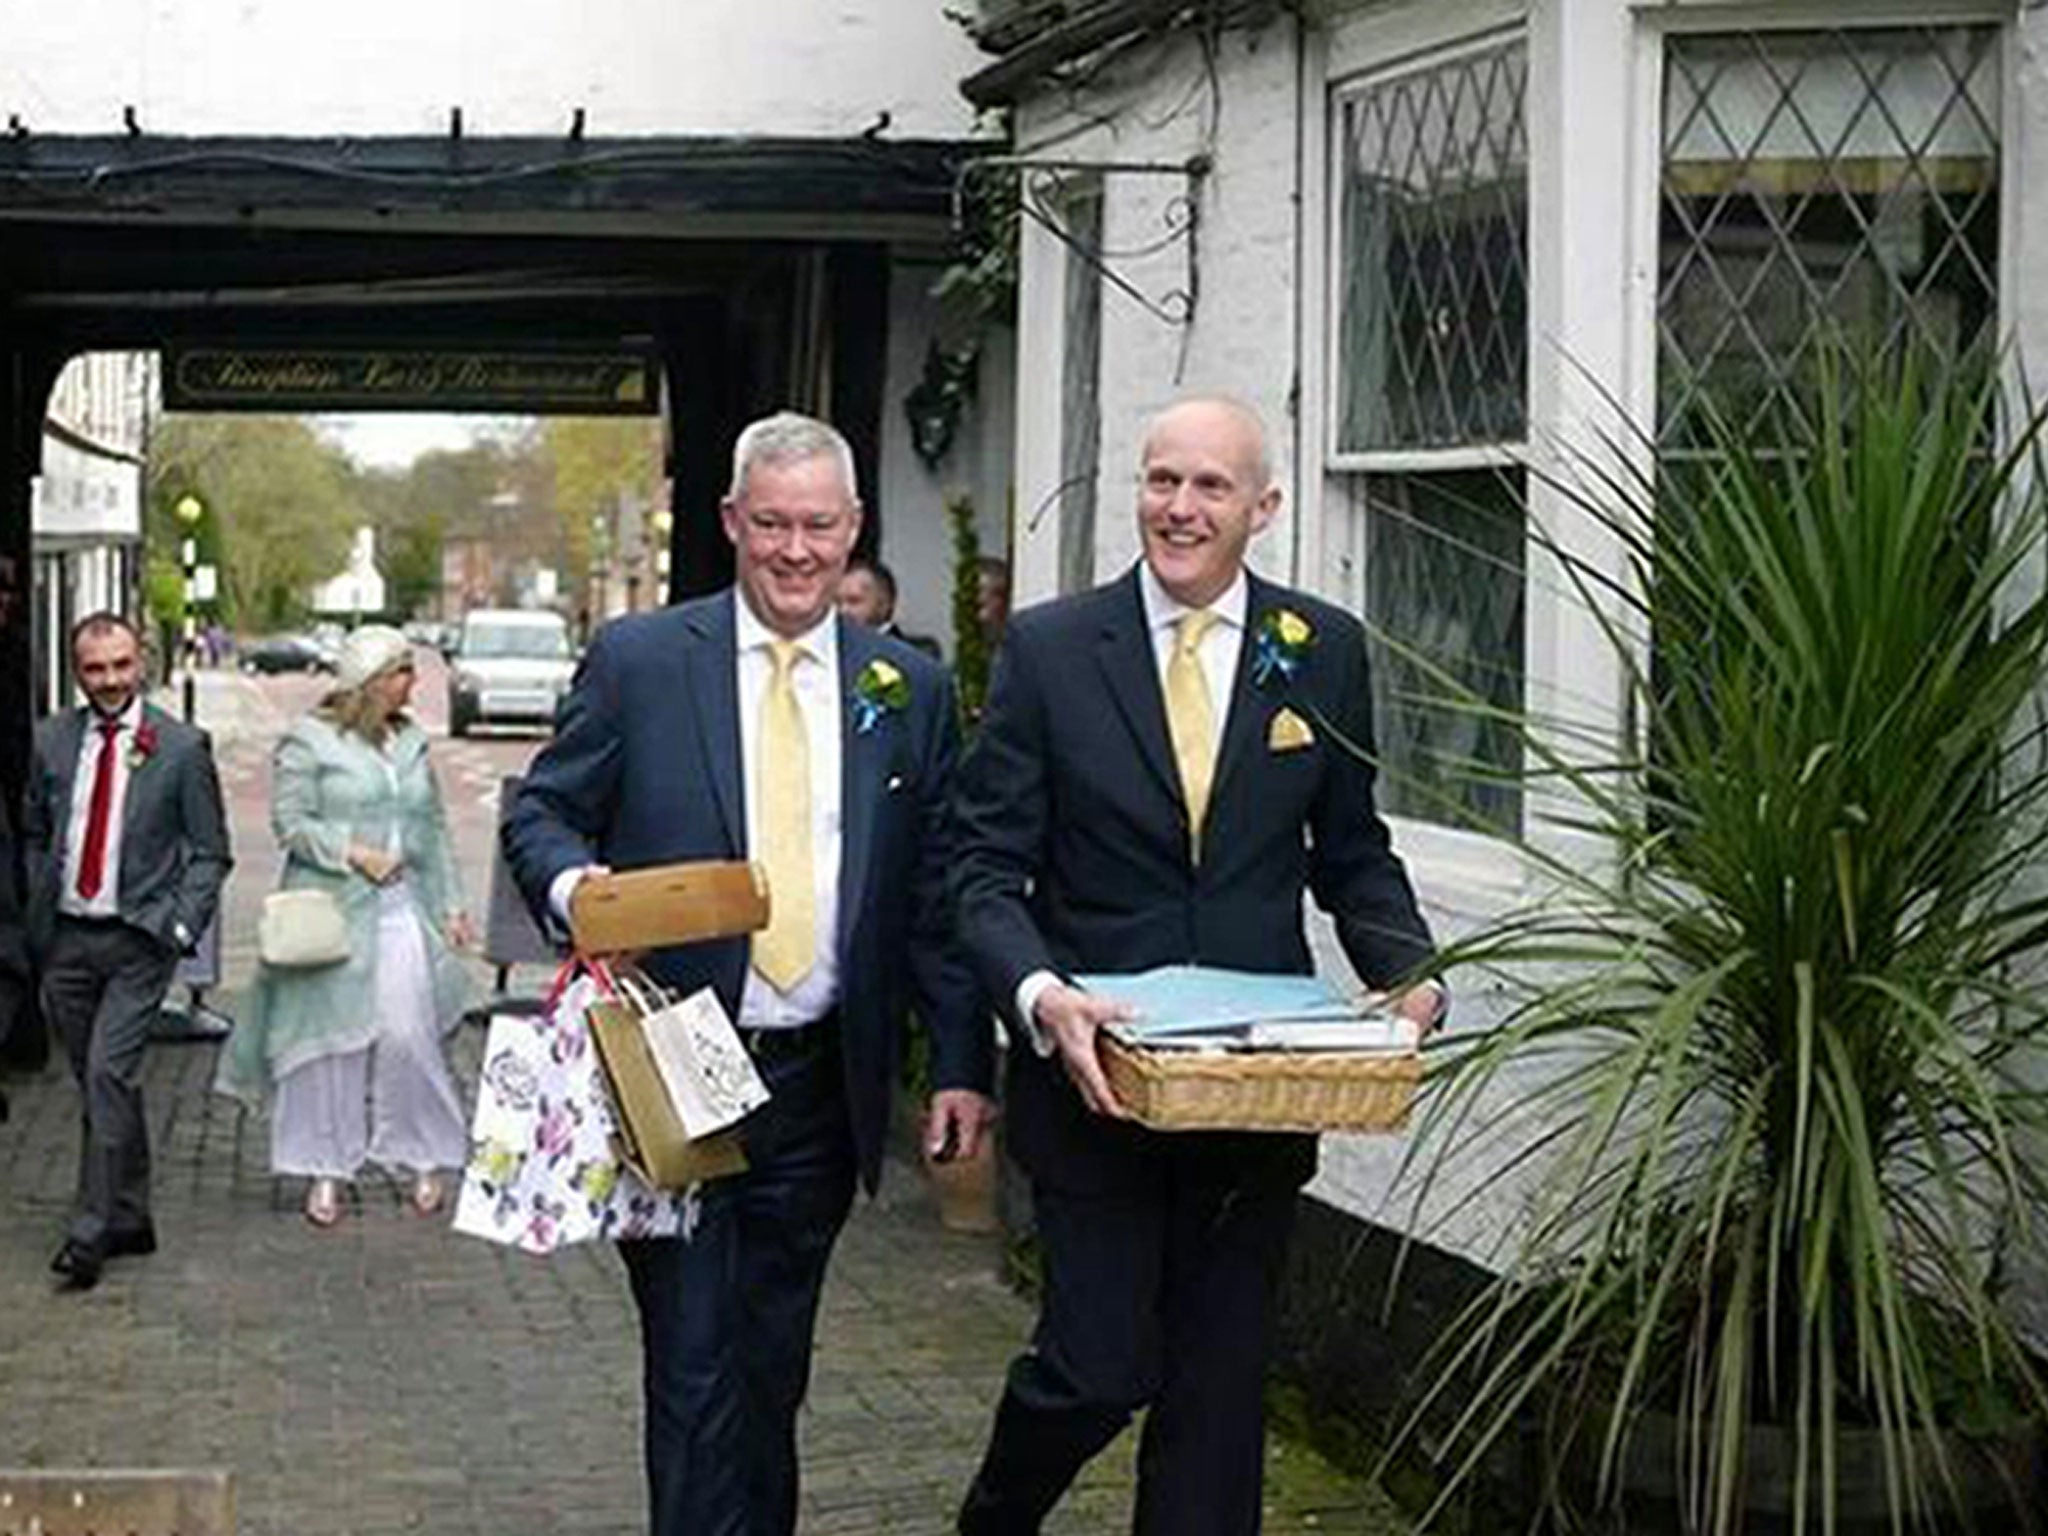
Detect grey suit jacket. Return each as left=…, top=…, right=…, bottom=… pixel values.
left=23, top=703, right=233, bottom=959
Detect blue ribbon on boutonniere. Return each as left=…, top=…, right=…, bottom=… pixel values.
left=851, top=658, right=910, bottom=735
left=1251, top=607, right=1316, bottom=690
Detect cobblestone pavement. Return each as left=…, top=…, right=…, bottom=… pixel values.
left=0, top=659, right=1408, bottom=1535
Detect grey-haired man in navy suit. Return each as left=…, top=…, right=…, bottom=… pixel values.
left=504, top=412, right=997, bottom=1536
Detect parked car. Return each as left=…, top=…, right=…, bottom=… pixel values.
left=239, top=634, right=337, bottom=675
left=446, top=609, right=575, bottom=737
left=307, top=621, right=347, bottom=669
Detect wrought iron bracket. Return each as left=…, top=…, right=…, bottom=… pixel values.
left=955, top=153, right=1210, bottom=327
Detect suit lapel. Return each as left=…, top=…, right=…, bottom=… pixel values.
left=121, top=704, right=165, bottom=839
left=47, top=707, right=87, bottom=846
left=682, top=599, right=745, bottom=851
left=1209, top=573, right=1277, bottom=813
left=836, top=618, right=881, bottom=950
left=1095, top=570, right=1183, bottom=813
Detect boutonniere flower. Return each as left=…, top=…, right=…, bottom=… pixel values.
left=851, top=658, right=910, bottom=734
left=1252, top=608, right=1316, bottom=689
left=129, top=721, right=160, bottom=771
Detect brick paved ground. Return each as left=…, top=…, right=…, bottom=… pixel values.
left=0, top=662, right=1409, bottom=1535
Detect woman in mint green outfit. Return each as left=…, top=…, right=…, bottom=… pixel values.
left=219, top=626, right=473, bottom=1226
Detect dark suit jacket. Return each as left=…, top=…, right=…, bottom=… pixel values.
left=880, top=622, right=942, bottom=660
left=0, top=786, right=30, bottom=1062
left=23, top=703, right=232, bottom=961
left=502, top=591, right=992, bottom=1191
left=951, top=567, right=1435, bottom=1192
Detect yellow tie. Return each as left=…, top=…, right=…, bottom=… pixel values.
left=752, top=639, right=816, bottom=992
left=1166, top=608, right=1219, bottom=862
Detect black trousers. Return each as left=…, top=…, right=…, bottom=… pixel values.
left=618, top=1027, right=857, bottom=1536
left=958, top=1156, right=1299, bottom=1535
left=41, top=917, right=177, bottom=1248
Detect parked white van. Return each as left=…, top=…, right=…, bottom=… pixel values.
left=447, top=609, right=575, bottom=737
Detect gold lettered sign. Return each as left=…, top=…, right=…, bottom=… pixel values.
left=164, top=347, right=659, bottom=414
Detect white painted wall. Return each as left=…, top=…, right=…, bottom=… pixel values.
left=1010, top=18, right=1306, bottom=606
left=876, top=258, right=1015, bottom=653
left=1, top=1, right=988, bottom=140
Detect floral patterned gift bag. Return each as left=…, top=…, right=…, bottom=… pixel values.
left=454, top=966, right=700, bottom=1254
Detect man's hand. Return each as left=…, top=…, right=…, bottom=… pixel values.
left=1034, top=982, right=1135, bottom=1119
left=444, top=912, right=478, bottom=951
left=1384, top=981, right=1448, bottom=1040
left=925, top=1089, right=999, bottom=1163
left=349, top=844, right=403, bottom=885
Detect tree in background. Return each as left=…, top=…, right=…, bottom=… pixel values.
left=147, top=416, right=358, bottom=632
left=143, top=414, right=665, bottom=633
left=355, top=443, right=514, bottom=618
left=544, top=417, right=664, bottom=600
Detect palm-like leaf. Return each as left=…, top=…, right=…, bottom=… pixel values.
left=1381, top=343, right=2048, bottom=1534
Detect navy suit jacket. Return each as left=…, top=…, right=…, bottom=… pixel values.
left=502, top=591, right=992, bottom=1191
left=950, top=567, right=1436, bottom=1190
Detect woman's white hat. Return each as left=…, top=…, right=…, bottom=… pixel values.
left=335, top=624, right=413, bottom=692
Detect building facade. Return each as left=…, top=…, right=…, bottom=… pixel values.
left=968, top=0, right=2040, bottom=1289
left=31, top=352, right=154, bottom=713
left=0, top=2, right=1020, bottom=807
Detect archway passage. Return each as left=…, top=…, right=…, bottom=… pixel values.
left=0, top=132, right=954, bottom=808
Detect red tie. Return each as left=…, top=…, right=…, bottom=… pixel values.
left=75, top=718, right=121, bottom=901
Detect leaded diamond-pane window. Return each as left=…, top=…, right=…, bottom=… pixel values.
left=1357, top=470, right=1527, bottom=832
left=1659, top=26, right=1999, bottom=449
left=1336, top=37, right=1530, bottom=453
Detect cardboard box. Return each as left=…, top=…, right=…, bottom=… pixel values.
left=569, top=861, right=769, bottom=955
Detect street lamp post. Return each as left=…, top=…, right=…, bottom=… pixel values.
left=155, top=491, right=231, bottom=1041
left=649, top=507, right=674, bottom=607
left=174, top=492, right=203, bottom=723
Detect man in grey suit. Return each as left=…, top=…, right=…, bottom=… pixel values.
left=24, top=612, right=231, bottom=1290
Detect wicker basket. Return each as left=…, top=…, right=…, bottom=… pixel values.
left=1099, top=1033, right=1420, bottom=1133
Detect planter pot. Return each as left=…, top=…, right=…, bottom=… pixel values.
left=1593, top=1410, right=2046, bottom=1535
left=925, top=1130, right=1003, bottom=1235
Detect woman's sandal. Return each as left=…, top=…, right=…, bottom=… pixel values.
left=410, top=1172, right=444, bottom=1216
left=304, top=1177, right=342, bottom=1228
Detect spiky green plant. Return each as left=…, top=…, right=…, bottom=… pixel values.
left=1383, top=344, right=2048, bottom=1534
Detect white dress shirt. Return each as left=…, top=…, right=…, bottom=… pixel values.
left=1013, top=568, right=1249, bottom=1046
left=732, top=594, right=844, bottom=1030
left=59, top=696, right=143, bottom=920
left=1013, top=567, right=1444, bottom=1051
left=547, top=595, right=845, bottom=1029
left=1138, top=560, right=1249, bottom=762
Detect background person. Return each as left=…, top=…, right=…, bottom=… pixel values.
left=25, top=611, right=231, bottom=1290
left=218, top=625, right=474, bottom=1227
left=974, top=556, right=1011, bottom=650
left=504, top=411, right=996, bottom=1536
left=950, top=397, right=1445, bottom=1535
left=836, top=554, right=941, bottom=657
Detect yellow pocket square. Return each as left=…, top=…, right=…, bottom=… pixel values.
left=1268, top=708, right=1315, bottom=752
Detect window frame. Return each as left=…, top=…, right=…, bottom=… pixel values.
left=1323, top=21, right=1534, bottom=476
left=1316, top=14, right=1536, bottom=877
left=1305, top=0, right=2016, bottom=914
left=1621, top=1, right=2016, bottom=457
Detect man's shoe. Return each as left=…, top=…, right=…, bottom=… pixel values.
left=105, top=1223, right=157, bottom=1259
left=50, top=1239, right=103, bottom=1291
